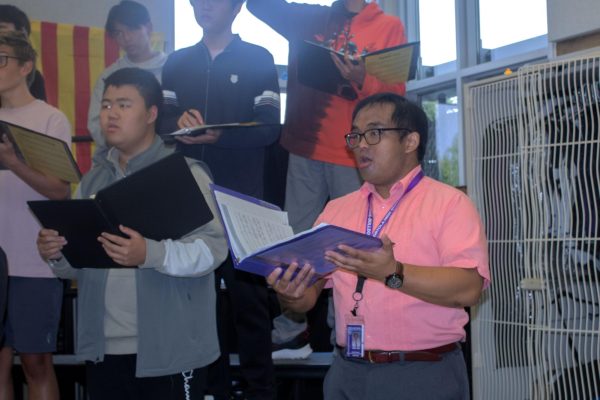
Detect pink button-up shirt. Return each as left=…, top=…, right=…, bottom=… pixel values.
left=316, top=166, right=489, bottom=351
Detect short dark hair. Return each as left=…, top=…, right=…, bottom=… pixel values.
left=103, top=68, right=163, bottom=125
left=105, top=0, right=151, bottom=35
left=352, top=92, right=429, bottom=162
left=0, top=5, right=31, bottom=36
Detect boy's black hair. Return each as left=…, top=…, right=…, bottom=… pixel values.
left=105, top=0, right=151, bottom=35
left=352, top=92, right=429, bottom=162
left=0, top=5, right=31, bottom=36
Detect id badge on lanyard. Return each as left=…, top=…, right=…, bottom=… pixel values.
left=345, top=313, right=365, bottom=357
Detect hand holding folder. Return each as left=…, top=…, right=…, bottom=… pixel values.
left=29, top=153, right=214, bottom=268
left=0, top=120, right=81, bottom=182
left=297, top=40, right=420, bottom=100
left=210, top=185, right=382, bottom=281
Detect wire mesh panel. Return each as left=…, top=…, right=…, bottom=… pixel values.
left=519, top=56, right=600, bottom=400
left=466, top=74, right=530, bottom=399
left=466, top=55, right=600, bottom=400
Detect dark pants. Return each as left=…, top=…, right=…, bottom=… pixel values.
left=323, top=347, right=470, bottom=400
left=86, top=354, right=208, bottom=400
left=208, top=257, right=275, bottom=400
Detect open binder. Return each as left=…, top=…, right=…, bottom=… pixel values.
left=28, top=153, right=214, bottom=268
left=297, top=40, right=420, bottom=100
left=0, top=120, right=81, bottom=183
left=210, top=184, right=382, bottom=281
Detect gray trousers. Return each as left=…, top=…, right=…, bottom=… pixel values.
left=285, top=153, right=362, bottom=233
left=323, top=348, right=470, bottom=400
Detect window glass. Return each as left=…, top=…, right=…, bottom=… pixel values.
left=420, top=88, right=460, bottom=186
left=174, top=0, right=335, bottom=65
left=479, top=0, right=547, bottom=62
left=418, top=0, right=457, bottom=76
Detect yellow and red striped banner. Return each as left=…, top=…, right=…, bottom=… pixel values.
left=30, top=21, right=163, bottom=174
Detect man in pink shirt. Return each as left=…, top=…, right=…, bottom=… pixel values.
left=0, top=31, right=71, bottom=400
left=267, top=92, right=489, bottom=399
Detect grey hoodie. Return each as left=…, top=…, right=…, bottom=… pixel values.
left=49, top=137, right=228, bottom=377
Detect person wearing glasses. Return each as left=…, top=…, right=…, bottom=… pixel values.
left=247, top=0, right=408, bottom=359
left=266, top=92, right=490, bottom=400
left=0, top=31, right=71, bottom=400
left=0, top=5, right=47, bottom=102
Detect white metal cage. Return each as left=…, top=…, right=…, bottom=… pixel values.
left=466, top=55, right=600, bottom=399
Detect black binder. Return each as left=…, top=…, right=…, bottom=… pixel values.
left=297, top=40, right=420, bottom=101
left=28, top=153, right=214, bottom=268
left=297, top=40, right=358, bottom=100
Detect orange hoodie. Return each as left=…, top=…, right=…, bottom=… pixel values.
left=248, top=0, right=407, bottom=167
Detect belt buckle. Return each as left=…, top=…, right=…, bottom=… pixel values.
left=367, top=351, right=374, bottom=363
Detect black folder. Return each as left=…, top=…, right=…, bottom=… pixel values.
left=28, top=153, right=214, bottom=268
left=297, top=40, right=358, bottom=100
left=297, top=40, right=420, bottom=101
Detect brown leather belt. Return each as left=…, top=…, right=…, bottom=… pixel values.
left=341, top=342, right=459, bottom=363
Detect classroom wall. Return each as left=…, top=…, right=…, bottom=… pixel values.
left=13, top=0, right=175, bottom=52
left=546, top=0, right=600, bottom=42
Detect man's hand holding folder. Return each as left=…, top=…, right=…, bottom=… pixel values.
left=210, top=185, right=383, bottom=282
left=176, top=109, right=222, bottom=145
left=30, top=153, right=214, bottom=269
left=330, top=50, right=366, bottom=89
left=38, top=224, right=147, bottom=267
left=97, top=225, right=147, bottom=267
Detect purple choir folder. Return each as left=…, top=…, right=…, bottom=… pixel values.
left=210, top=184, right=382, bottom=281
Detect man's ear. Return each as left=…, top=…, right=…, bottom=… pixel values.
left=147, top=105, right=158, bottom=125
left=403, top=131, right=420, bottom=154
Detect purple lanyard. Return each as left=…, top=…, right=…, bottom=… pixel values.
left=365, top=171, right=424, bottom=237
left=350, top=171, right=424, bottom=316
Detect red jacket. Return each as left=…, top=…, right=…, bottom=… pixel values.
left=248, top=0, right=406, bottom=167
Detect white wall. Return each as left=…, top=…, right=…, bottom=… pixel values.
left=547, top=0, right=600, bottom=42
left=14, top=0, right=175, bottom=51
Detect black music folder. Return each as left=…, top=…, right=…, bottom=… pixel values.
left=28, top=153, right=214, bottom=268
left=297, top=40, right=420, bottom=100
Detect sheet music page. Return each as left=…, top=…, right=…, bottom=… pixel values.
left=8, top=124, right=80, bottom=182
left=213, top=189, right=293, bottom=259
left=365, top=45, right=415, bottom=84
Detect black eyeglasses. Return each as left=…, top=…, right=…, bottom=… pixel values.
left=0, top=55, right=24, bottom=68
left=345, top=128, right=412, bottom=149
